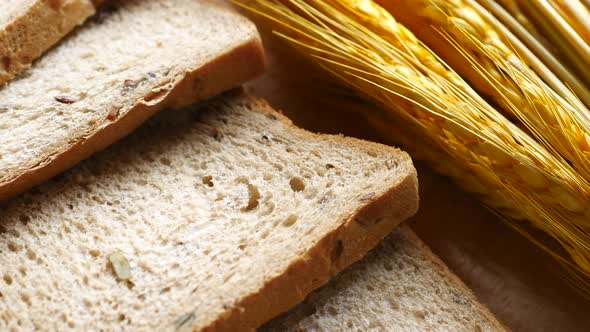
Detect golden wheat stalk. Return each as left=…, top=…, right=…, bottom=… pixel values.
left=375, top=0, right=590, bottom=184
left=236, top=0, right=590, bottom=290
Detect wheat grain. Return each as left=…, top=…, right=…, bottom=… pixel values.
left=237, top=0, right=590, bottom=288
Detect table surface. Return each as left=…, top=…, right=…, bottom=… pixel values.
left=245, top=29, right=590, bottom=332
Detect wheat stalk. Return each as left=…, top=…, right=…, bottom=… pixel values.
left=375, top=0, right=590, bottom=184
left=236, top=0, right=590, bottom=290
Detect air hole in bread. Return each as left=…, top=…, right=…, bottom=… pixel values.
left=383, top=262, right=393, bottom=271
left=3, top=274, right=13, bottom=285
left=7, top=241, right=20, bottom=252
left=202, top=175, right=214, bottom=187
left=413, top=310, right=427, bottom=320
left=289, top=177, right=305, bottom=192
left=21, top=292, right=31, bottom=306
left=237, top=177, right=260, bottom=212
left=283, top=214, right=298, bottom=227
left=75, top=223, right=86, bottom=233
left=26, top=250, right=36, bottom=261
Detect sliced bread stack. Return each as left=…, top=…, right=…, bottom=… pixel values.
left=0, top=0, right=264, bottom=202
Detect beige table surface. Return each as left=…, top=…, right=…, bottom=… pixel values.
left=245, top=30, right=590, bottom=332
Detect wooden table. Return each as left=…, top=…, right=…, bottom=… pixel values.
left=246, top=29, right=590, bottom=332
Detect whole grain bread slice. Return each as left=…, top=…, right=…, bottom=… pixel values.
left=0, top=0, right=264, bottom=202
left=262, top=225, right=507, bottom=332
left=0, top=0, right=100, bottom=85
left=0, top=93, right=417, bottom=331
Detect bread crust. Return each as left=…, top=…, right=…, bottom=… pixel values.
left=0, top=0, right=96, bottom=86
left=0, top=37, right=265, bottom=203
left=200, top=98, right=419, bottom=331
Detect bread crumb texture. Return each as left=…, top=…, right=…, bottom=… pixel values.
left=0, top=95, right=414, bottom=331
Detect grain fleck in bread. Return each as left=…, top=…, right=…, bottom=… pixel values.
left=0, top=0, right=98, bottom=85
left=0, top=0, right=264, bottom=202
left=263, top=225, right=507, bottom=332
left=0, top=93, right=418, bottom=331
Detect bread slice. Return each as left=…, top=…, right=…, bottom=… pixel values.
left=262, top=225, right=507, bottom=332
left=0, top=0, right=99, bottom=85
left=0, top=0, right=264, bottom=202
left=0, top=93, right=418, bottom=331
